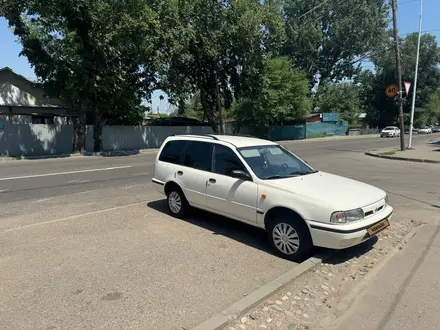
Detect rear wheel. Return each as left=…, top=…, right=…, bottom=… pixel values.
left=166, top=186, right=189, bottom=218
left=266, top=214, right=313, bottom=262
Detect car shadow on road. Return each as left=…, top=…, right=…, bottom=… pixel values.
left=147, top=200, right=279, bottom=257
left=147, top=200, right=379, bottom=263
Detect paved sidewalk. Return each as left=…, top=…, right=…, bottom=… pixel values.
left=366, top=140, right=440, bottom=164
left=0, top=148, right=159, bottom=162
left=330, top=221, right=440, bottom=330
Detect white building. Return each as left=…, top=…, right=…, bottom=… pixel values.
left=0, top=67, right=69, bottom=124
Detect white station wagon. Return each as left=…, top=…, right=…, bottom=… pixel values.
left=152, top=134, right=393, bottom=261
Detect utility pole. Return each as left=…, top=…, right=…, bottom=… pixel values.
left=391, top=0, right=406, bottom=151
left=409, top=0, right=423, bottom=149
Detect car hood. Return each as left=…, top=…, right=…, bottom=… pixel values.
left=262, top=171, right=386, bottom=210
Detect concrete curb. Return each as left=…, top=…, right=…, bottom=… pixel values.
left=280, top=134, right=379, bottom=144
left=192, top=252, right=334, bottom=330
left=365, top=152, right=440, bottom=164
left=0, top=149, right=159, bottom=162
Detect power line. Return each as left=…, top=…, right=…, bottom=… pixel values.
left=298, top=0, right=332, bottom=19
left=399, top=0, right=419, bottom=5
left=401, top=28, right=440, bottom=36
left=351, top=27, right=440, bottom=66
left=299, top=0, right=345, bottom=26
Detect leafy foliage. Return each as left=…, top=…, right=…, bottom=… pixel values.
left=233, top=57, right=311, bottom=136
left=417, top=91, right=440, bottom=127
left=363, top=33, right=440, bottom=128
left=2, top=0, right=439, bottom=140
left=282, top=0, right=389, bottom=86
left=158, top=0, right=284, bottom=132
left=315, top=83, right=363, bottom=126
left=2, top=0, right=159, bottom=151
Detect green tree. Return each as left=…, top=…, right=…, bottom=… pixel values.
left=233, top=57, right=311, bottom=136
left=418, top=91, right=440, bottom=126
left=315, top=83, right=363, bottom=126
left=181, top=92, right=205, bottom=121
left=158, top=0, right=284, bottom=132
left=2, top=0, right=159, bottom=151
left=363, top=33, right=440, bottom=128
left=282, top=0, right=389, bottom=86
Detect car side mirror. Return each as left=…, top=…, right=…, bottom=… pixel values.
left=230, top=170, right=252, bottom=181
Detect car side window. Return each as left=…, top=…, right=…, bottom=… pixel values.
left=159, top=140, right=186, bottom=164
left=182, top=141, right=213, bottom=171
left=213, top=145, right=246, bottom=176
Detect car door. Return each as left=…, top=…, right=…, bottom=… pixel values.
left=206, top=144, right=258, bottom=224
left=178, top=140, right=213, bottom=208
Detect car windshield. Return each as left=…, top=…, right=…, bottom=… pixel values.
left=238, top=145, right=317, bottom=180
left=384, top=127, right=395, bottom=130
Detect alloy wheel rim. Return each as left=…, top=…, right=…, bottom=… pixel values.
left=168, top=191, right=182, bottom=214
left=272, top=223, right=300, bottom=255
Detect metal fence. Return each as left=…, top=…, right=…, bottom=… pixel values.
left=305, top=121, right=348, bottom=138
left=268, top=124, right=306, bottom=141
left=0, top=124, right=213, bottom=157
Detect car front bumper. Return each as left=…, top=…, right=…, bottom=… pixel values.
left=307, top=205, right=393, bottom=250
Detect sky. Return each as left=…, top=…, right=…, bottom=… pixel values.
left=0, top=0, right=439, bottom=114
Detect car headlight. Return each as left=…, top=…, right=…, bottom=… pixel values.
left=330, top=208, right=364, bottom=223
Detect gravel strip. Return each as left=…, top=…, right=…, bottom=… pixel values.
left=223, top=213, right=425, bottom=330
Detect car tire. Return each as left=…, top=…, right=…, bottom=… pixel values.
left=266, top=214, right=313, bottom=262
left=166, top=185, right=189, bottom=218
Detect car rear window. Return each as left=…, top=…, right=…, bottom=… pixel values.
left=159, top=140, right=186, bottom=164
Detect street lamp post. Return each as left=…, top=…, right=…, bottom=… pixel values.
left=409, top=0, right=423, bottom=149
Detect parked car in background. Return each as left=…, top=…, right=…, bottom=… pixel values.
left=380, top=126, right=400, bottom=137
left=404, top=128, right=419, bottom=134
left=418, top=126, right=433, bottom=134
left=153, top=134, right=393, bottom=261
left=432, top=126, right=440, bottom=133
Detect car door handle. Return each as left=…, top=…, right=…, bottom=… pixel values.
left=177, top=171, right=183, bottom=176
left=209, top=178, right=216, bottom=184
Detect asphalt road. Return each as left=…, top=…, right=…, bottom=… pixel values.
left=0, top=133, right=435, bottom=204
left=0, top=133, right=439, bottom=330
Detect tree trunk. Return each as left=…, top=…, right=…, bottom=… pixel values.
left=93, top=111, right=103, bottom=152
left=200, top=88, right=218, bottom=133
left=72, top=117, right=77, bottom=153
left=214, top=70, right=224, bottom=134
left=74, top=101, right=86, bottom=154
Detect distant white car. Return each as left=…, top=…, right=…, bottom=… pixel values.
left=418, top=126, right=432, bottom=134
left=433, top=126, right=440, bottom=133
left=380, top=126, right=400, bottom=138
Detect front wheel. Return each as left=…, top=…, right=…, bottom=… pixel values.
left=266, top=216, right=313, bottom=262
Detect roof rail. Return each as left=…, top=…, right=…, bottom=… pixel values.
left=171, top=134, right=219, bottom=140
left=212, top=133, right=276, bottom=142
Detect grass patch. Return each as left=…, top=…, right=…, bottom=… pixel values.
left=378, top=151, right=396, bottom=156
